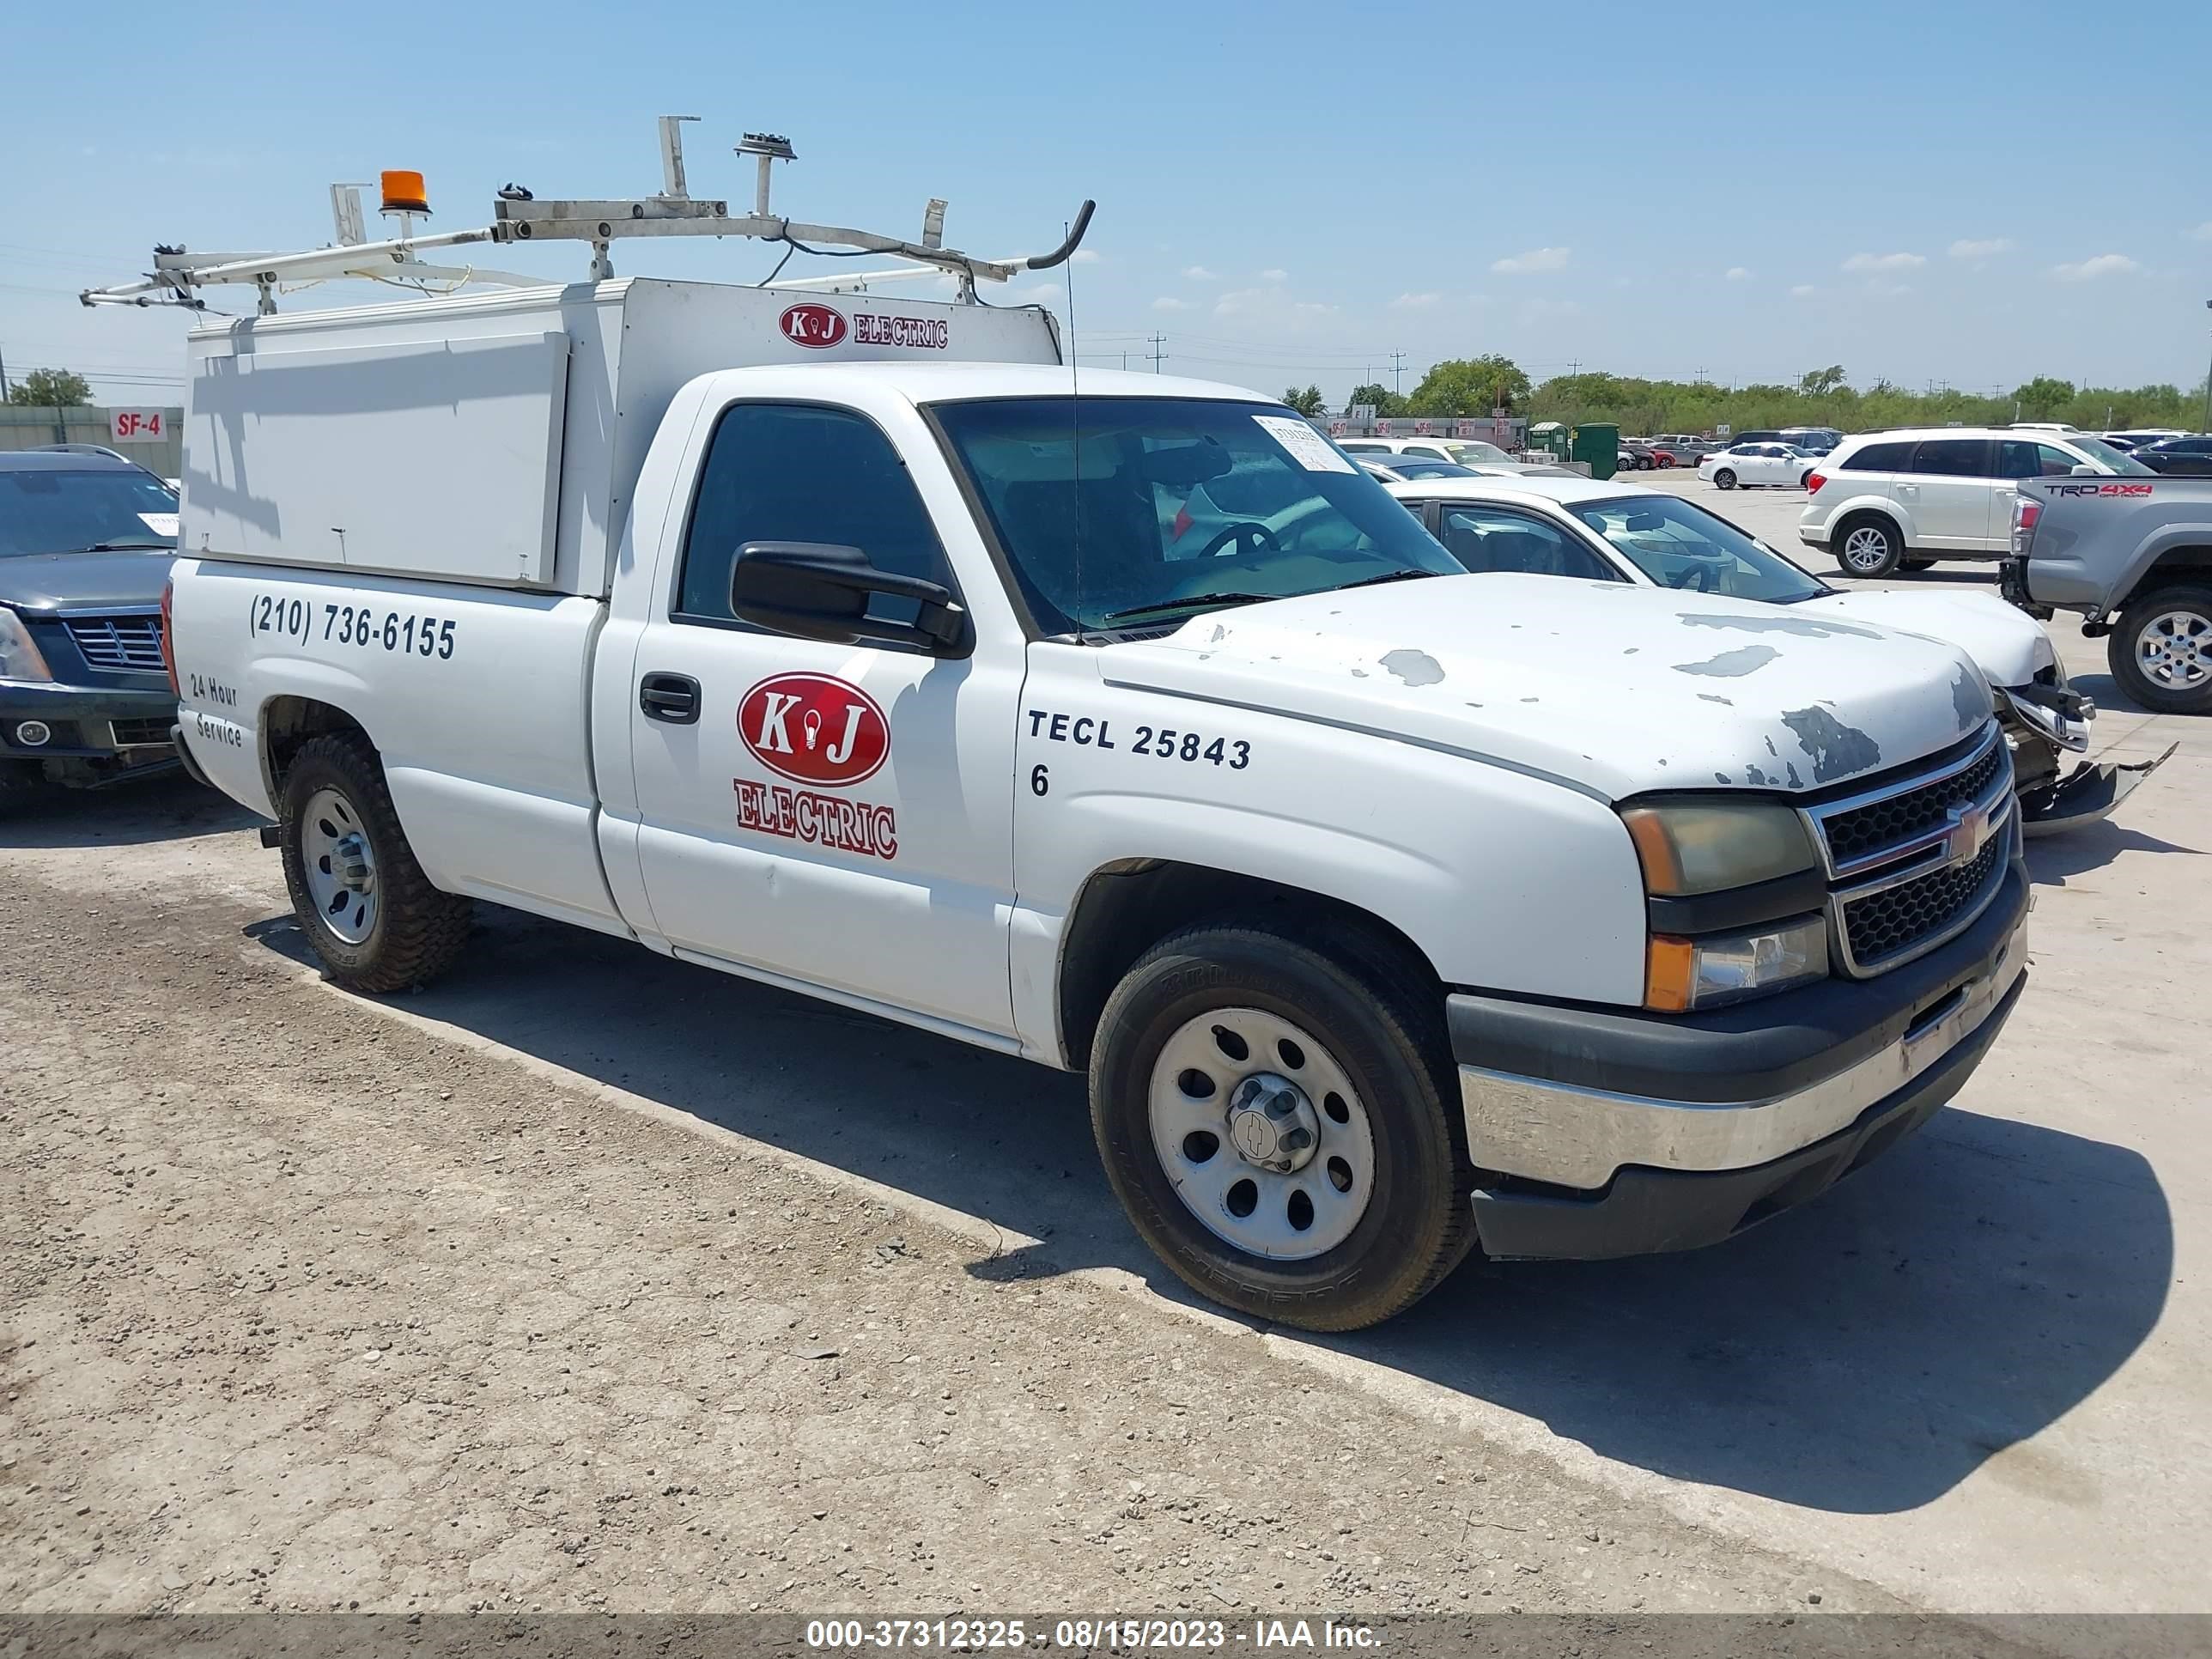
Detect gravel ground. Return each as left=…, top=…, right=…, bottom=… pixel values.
left=0, top=798, right=1869, bottom=1618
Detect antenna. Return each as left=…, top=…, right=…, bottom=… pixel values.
left=1066, top=216, right=1085, bottom=642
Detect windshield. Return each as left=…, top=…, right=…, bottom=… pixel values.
left=2068, top=436, right=2156, bottom=476
left=1568, top=494, right=1827, bottom=603
left=1443, top=441, right=1511, bottom=465
left=933, top=397, right=1461, bottom=633
left=1, top=467, right=179, bottom=557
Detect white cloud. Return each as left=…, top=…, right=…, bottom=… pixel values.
left=1725, top=266, right=1753, bottom=282
left=1790, top=283, right=1818, bottom=298
left=1866, top=281, right=1913, bottom=299
left=1842, top=252, right=1925, bottom=274
left=1068, top=248, right=1102, bottom=264
left=1389, top=291, right=1443, bottom=308
left=2189, top=222, right=2212, bottom=242
left=1181, top=264, right=1218, bottom=281
left=1150, top=295, right=1194, bottom=312
left=2052, top=252, right=2141, bottom=282
left=1491, top=246, right=1570, bottom=275
left=1260, top=268, right=1288, bottom=283
left=1948, top=238, right=2014, bottom=260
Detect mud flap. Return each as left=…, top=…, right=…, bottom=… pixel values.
left=2019, top=743, right=2178, bottom=837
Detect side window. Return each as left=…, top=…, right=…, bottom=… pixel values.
left=1438, top=506, right=1619, bottom=581
left=2000, top=441, right=2083, bottom=478
left=677, top=404, right=951, bottom=626
left=1338, top=441, right=1387, bottom=454
left=1844, top=441, right=1909, bottom=472
left=1905, top=439, right=1993, bottom=478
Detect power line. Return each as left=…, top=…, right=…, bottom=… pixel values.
left=1146, top=333, right=1167, bottom=374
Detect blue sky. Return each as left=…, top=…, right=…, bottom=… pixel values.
left=6, top=0, right=2209, bottom=409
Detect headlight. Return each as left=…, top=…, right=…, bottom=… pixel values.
left=1645, top=915, right=1828, bottom=1012
left=1619, top=799, right=1819, bottom=896
left=0, top=608, right=53, bottom=684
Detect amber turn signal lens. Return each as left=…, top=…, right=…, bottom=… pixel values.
left=1644, top=935, right=1698, bottom=1013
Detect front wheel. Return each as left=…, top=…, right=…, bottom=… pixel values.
left=278, top=732, right=473, bottom=992
left=1090, top=923, right=1474, bottom=1331
left=1713, top=468, right=1737, bottom=490
left=2110, top=585, right=2212, bottom=714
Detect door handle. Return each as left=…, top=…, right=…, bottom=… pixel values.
left=639, top=672, right=702, bottom=725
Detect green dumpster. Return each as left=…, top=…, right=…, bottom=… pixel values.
left=1571, top=422, right=1619, bottom=481
left=1526, top=421, right=1569, bottom=462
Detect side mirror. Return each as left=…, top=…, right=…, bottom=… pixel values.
left=731, top=542, right=967, bottom=654
left=2070, top=464, right=2099, bottom=477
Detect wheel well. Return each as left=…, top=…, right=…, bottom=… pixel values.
left=261, top=697, right=374, bottom=801
left=1833, top=507, right=1901, bottom=548
left=2130, top=547, right=2212, bottom=603
left=1054, top=860, right=1442, bottom=1073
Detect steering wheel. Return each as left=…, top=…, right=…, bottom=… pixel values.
left=1664, top=561, right=1717, bottom=592
left=1194, top=520, right=1285, bottom=561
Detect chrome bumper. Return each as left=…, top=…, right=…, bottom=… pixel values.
left=1456, top=913, right=2026, bottom=1192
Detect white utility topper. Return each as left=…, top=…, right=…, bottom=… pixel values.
left=109, top=121, right=2028, bottom=1330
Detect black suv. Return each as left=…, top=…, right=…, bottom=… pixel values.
left=1, top=449, right=182, bottom=799
left=2131, top=435, right=2212, bottom=477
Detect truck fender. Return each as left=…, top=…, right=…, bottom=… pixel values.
left=2114, top=523, right=2212, bottom=610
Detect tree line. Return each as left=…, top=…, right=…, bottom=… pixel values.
left=1285, top=360, right=2207, bottom=434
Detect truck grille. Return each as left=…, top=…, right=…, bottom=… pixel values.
left=64, top=614, right=166, bottom=672
left=1802, top=721, right=2014, bottom=978
left=1838, top=830, right=2008, bottom=974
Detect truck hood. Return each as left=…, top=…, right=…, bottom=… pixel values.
left=1795, top=586, right=2055, bottom=688
left=1097, top=574, right=1991, bottom=800
left=0, top=549, right=175, bottom=614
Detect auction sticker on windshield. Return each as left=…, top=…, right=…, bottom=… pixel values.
left=1253, top=414, right=1355, bottom=473
left=138, top=513, right=179, bottom=538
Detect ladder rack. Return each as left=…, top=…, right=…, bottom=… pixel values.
left=80, top=115, right=1093, bottom=316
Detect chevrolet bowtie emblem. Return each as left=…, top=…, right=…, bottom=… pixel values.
left=1944, top=800, right=1990, bottom=867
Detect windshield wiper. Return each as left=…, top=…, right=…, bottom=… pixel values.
left=79, top=540, right=175, bottom=552
left=1334, top=568, right=1439, bottom=593
left=1098, top=591, right=1278, bottom=626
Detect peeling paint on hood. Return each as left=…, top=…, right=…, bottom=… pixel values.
left=1094, top=574, right=1987, bottom=801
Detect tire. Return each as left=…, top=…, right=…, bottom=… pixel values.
left=1834, top=514, right=1903, bottom=579
left=2108, top=584, right=2212, bottom=714
left=0, top=761, right=52, bottom=817
left=1090, top=921, right=1476, bottom=1332
left=1713, top=468, right=1737, bottom=490
left=277, top=732, right=472, bottom=992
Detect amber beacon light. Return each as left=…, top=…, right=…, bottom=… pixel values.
left=380, top=170, right=431, bottom=216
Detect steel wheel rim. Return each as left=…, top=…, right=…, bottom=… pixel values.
left=1842, top=526, right=1890, bottom=573
left=2138, top=610, right=2212, bottom=690
left=1715, top=471, right=1735, bottom=489
left=300, top=786, right=379, bottom=945
left=1147, top=1006, right=1377, bottom=1261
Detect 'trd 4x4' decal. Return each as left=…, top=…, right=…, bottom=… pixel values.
left=733, top=673, right=898, bottom=860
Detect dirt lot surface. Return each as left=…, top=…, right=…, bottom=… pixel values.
left=3, top=540, right=2208, bottom=1624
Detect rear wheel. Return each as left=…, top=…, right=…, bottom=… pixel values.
left=1091, top=921, right=1474, bottom=1332
left=278, top=732, right=473, bottom=992
left=1835, top=514, right=1903, bottom=578
left=2110, top=585, right=2212, bottom=714
left=1713, top=468, right=1738, bottom=490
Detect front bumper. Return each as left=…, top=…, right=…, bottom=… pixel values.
left=1450, top=861, right=2029, bottom=1260
left=0, top=681, right=180, bottom=763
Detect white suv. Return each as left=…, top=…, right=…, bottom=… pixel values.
left=1800, top=427, right=2153, bottom=577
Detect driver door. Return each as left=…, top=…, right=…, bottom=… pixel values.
left=625, top=399, right=1021, bottom=1038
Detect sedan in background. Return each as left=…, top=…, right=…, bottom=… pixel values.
left=1698, top=441, right=1820, bottom=490
left=1352, top=456, right=1481, bottom=483
left=2130, top=436, right=2212, bottom=476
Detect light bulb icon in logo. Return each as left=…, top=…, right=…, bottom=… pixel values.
left=802, top=708, right=823, bottom=750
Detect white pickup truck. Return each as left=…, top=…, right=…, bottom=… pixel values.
left=137, top=222, right=2029, bottom=1328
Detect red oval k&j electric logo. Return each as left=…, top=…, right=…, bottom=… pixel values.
left=778, top=302, right=848, bottom=349
left=738, top=674, right=889, bottom=787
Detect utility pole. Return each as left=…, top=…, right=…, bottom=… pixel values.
left=2202, top=300, right=2211, bottom=433
left=1147, top=333, right=1168, bottom=374
left=0, top=346, right=9, bottom=399
left=1389, top=350, right=1407, bottom=395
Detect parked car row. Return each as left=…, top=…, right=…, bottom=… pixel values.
left=1797, top=427, right=2152, bottom=577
